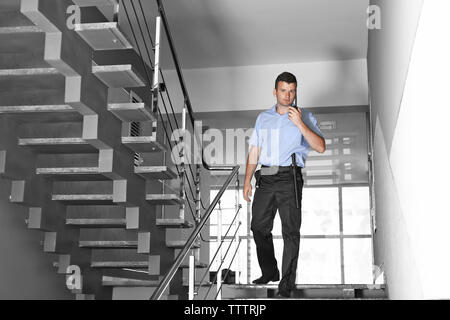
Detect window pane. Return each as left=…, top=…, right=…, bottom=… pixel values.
left=211, top=208, right=239, bottom=225
left=304, top=112, right=369, bottom=186
left=344, top=238, right=373, bottom=284
left=211, top=189, right=243, bottom=208
left=342, top=187, right=371, bottom=234
left=297, top=239, right=341, bottom=284
left=301, top=188, right=340, bottom=235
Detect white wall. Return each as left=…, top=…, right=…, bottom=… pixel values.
left=369, top=0, right=450, bottom=299
left=163, top=59, right=368, bottom=113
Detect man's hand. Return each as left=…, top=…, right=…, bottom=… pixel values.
left=288, top=106, right=326, bottom=153
left=243, top=146, right=259, bottom=203
left=288, top=107, right=303, bottom=127
left=243, top=182, right=252, bottom=203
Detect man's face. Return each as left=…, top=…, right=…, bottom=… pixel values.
left=273, top=81, right=297, bottom=107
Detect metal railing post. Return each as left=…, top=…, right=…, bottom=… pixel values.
left=179, top=107, right=186, bottom=220
left=235, top=178, right=240, bottom=284
left=217, top=200, right=223, bottom=300
left=112, top=0, right=119, bottom=23
left=195, top=164, right=201, bottom=222
left=188, top=255, right=195, bottom=300
left=152, top=16, right=161, bottom=113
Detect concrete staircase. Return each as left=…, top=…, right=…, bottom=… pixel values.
left=0, top=0, right=204, bottom=300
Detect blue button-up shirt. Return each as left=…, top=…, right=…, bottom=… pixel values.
left=248, top=105, right=323, bottom=167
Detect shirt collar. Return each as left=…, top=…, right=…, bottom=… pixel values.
left=268, top=104, right=277, bottom=114
left=269, top=104, right=290, bottom=117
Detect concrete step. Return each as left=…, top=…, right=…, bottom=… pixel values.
left=0, top=0, right=22, bottom=12
left=80, top=240, right=138, bottom=248
left=0, top=8, right=35, bottom=28
left=93, top=64, right=145, bottom=88
left=166, top=240, right=200, bottom=249
left=102, top=276, right=160, bottom=287
left=79, top=228, right=141, bottom=249
left=0, top=104, right=80, bottom=123
left=52, top=180, right=114, bottom=204
left=108, top=103, right=156, bottom=122
left=122, top=136, right=167, bottom=153
left=94, top=50, right=153, bottom=109
left=0, top=68, right=64, bottom=95
left=75, top=22, right=133, bottom=51
left=18, top=138, right=97, bottom=153
left=72, top=0, right=118, bottom=7
left=90, top=248, right=160, bottom=275
left=0, top=88, right=65, bottom=106
left=225, top=283, right=386, bottom=290
left=0, top=26, right=47, bottom=69
left=146, top=194, right=183, bottom=205
left=156, top=218, right=194, bottom=228
left=0, top=104, right=73, bottom=114
left=135, top=166, right=177, bottom=180
left=66, top=205, right=127, bottom=227
left=52, top=194, right=114, bottom=205
left=36, top=167, right=110, bottom=181
left=67, top=218, right=126, bottom=227
left=222, top=283, right=387, bottom=300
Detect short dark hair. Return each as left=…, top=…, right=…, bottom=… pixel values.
left=275, top=72, right=297, bottom=89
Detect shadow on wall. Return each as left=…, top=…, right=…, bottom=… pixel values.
left=0, top=178, right=73, bottom=300
left=308, top=46, right=368, bottom=107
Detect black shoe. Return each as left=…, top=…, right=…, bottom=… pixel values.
left=275, top=289, right=291, bottom=298
left=252, top=271, right=280, bottom=284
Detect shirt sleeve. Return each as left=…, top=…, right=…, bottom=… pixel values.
left=248, top=115, right=261, bottom=147
left=306, top=111, right=323, bottom=138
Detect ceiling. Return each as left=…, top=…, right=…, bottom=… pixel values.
left=139, top=0, right=369, bottom=69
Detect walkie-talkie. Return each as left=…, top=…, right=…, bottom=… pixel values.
left=293, top=88, right=298, bottom=110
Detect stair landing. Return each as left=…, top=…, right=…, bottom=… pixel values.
left=220, top=283, right=386, bottom=300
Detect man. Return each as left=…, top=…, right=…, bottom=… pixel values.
left=243, top=72, right=325, bottom=298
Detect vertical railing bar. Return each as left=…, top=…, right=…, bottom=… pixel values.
left=235, top=177, right=240, bottom=284
left=188, top=255, right=195, bottom=300
left=152, top=15, right=161, bottom=114
left=179, top=107, right=186, bottom=221
left=113, top=0, right=119, bottom=23
left=217, top=199, right=223, bottom=300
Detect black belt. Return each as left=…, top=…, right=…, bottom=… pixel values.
left=261, top=165, right=302, bottom=173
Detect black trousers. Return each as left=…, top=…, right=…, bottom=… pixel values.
left=251, top=166, right=303, bottom=291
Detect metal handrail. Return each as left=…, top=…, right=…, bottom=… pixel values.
left=155, top=0, right=234, bottom=172
left=150, top=166, right=240, bottom=300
